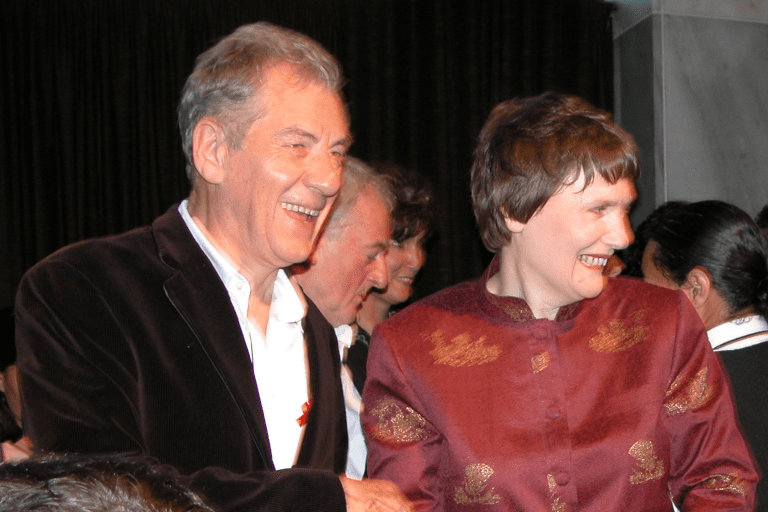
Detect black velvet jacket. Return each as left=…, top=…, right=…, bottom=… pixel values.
left=16, top=205, right=347, bottom=512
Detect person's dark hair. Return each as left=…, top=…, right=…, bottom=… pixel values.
left=178, top=22, right=346, bottom=181
left=0, top=453, right=215, bottom=512
left=470, top=91, right=640, bottom=253
left=374, top=163, right=435, bottom=244
left=756, top=203, right=768, bottom=235
left=647, top=200, right=768, bottom=320
left=622, top=201, right=689, bottom=278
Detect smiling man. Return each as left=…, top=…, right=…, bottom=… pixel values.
left=363, top=92, right=758, bottom=511
left=15, top=22, right=411, bottom=512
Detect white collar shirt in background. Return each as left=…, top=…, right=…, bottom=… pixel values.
left=335, top=324, right=366, bottom=480
left=707, top=314, right=768, bottom=352
left=180, top=200, right=309, bottom=470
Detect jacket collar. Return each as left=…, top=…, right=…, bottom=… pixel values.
left=151, top=205, right=274, bottom=467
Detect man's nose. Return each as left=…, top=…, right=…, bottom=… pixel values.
left=305, top=155, right=343, bottom=197
left=369, top=255, right=389, bottom=290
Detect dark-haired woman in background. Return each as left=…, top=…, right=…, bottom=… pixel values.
left=355, top=164, right=435, bottom=346
left=641, top=200, right=768, bottom=510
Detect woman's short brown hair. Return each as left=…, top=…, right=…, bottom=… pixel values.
left=470, top=91, right=640, bottom=253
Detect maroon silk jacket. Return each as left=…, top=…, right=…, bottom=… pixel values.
left=363, top=261, right=758, bottom=511
left=15, top=206, right=348, bottom=512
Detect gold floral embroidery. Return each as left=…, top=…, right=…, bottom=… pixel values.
left=547, top=474, right=566, bottom=512
left=552, top=498, right=566, bottom=512
left=702, top=472, right=748, bottom=496
left=628, top=440, right=665, bottom=484
left=532, top=351, right=550, bottom=373
left=664, top=367, right=714, bottom=415
left=589, top=308, right=648, bottom=353
left=427, top=330, right=501, bottom=367
left=368, top=398, right=428, bottom=444
left=454, top=463, right=501, bottom=505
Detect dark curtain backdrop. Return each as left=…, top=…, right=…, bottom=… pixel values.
left=0, top=0, right=615, bottom=308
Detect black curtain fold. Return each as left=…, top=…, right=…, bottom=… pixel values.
left=0, top=0, right=615, bottom=307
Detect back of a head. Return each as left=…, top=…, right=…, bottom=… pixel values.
left=324, top=156, right=395, bottom=238
left=623, top=201, right=689, bottom=278
left=0, top=454, right=214, bottom=512
left=470, top=91, right=640, bottom=253
left=178, top=21, right=346, bottom=180
left=648, top=200, right=768, bottom=319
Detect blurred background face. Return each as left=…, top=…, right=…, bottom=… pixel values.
left=373, top=232, right=427, bottom=307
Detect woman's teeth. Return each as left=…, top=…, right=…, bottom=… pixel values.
left=579, top=255, right=607, bottom=267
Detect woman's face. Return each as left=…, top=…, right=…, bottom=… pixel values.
left=374, top=232, right=427, bottom=306
left=504, top=173, right=636, bottom=311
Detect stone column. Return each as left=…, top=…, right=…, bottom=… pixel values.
left=613, top=0, right=768, bottom=226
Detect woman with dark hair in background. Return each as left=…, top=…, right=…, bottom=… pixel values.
left=355, top=164, right=435, bottom=347
left=1, top=307, right=32, bottom=463
left=641, top=200, right=768, bottom=510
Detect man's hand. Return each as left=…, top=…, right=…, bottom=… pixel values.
left=339, top=475, right=414, bottom=512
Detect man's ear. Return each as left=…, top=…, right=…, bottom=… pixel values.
left=680, top=266, right=712, bottom=309
left=191, top=118, right=228, bottom=185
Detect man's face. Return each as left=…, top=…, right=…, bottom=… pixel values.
left=504, top=173, right=636, bottom=311
left=298, top=186, right=391, bottom=327
left=206, top=64, right=351, bottom=272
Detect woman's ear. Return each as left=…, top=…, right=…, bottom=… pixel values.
left=191, top=117, right=228, bottom=185
left=504, top=213, right=526, bottom=234
left=680, top=266, right=712, bottom=309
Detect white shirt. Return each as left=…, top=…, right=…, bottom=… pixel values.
left=179, top=201, right=309, bottom=470
left=707, top=315, right=768, bottom=352
left=335, top=324, right=367, bottom=480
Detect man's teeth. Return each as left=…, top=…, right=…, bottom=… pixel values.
left=579, top=255, right=607, bottom=267
left=282, top=203, right=320, bottom=217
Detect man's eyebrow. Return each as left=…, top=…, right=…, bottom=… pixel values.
left=370, top=240, right=390, bottom=253
left=273, top=127, right=353, bottom=150
left=332, top=134, right=354, bottom=150
left=274, top=126, right=318, bottom=142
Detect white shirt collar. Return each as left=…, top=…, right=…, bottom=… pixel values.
left=707, top=315, right=768, bottom=351
left=179, top=200, right=306, bottom=326
left=335, top=324, right=354, bottom=361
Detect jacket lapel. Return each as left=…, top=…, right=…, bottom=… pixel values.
left=151, top=206, right=273, bottom=468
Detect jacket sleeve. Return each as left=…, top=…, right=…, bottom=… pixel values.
left=362, top=323, right=443, bottom=511
left=664, top=292, right=759, bottom=511
left=15, top=257, right=346, bottom=512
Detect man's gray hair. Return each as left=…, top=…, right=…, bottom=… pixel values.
left=324, top=157, right=395, bottom=238
left=178, top=22, right=346, bottom=180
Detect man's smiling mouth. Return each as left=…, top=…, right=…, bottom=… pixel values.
left=282, top=202, right=320, bottom=218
